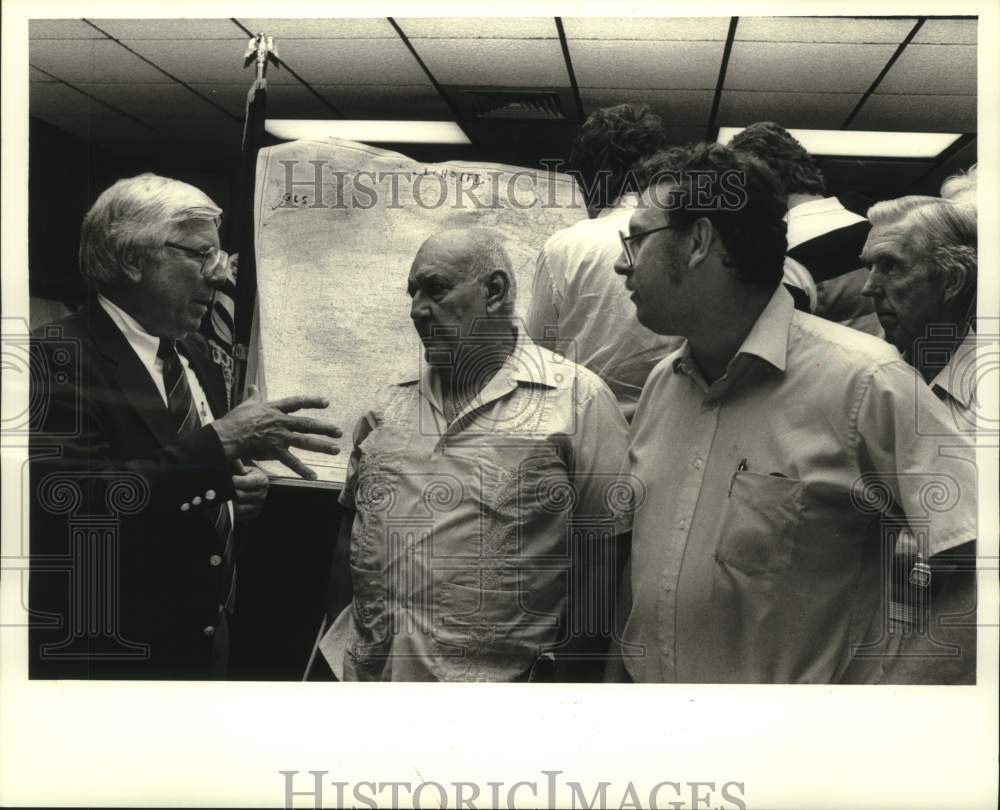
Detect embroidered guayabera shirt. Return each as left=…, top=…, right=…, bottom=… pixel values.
left=320, top=337, right=629, bottom=681
left=622, top=286, right=977, bottom=684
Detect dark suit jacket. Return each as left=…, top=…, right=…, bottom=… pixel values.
left=29, top=299, right=236, bottom=679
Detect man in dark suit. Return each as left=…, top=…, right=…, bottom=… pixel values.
left=29, top=173, right=342, bottom=680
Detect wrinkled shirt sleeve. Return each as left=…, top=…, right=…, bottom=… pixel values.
left=853, top=359, right=977, bottom=557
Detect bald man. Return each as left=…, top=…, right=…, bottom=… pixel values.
left=318, top=228, right=630, bottom=681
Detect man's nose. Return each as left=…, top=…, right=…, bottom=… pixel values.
left=860, top=270, right=878, bottom=299
left=613, top=250, right=631, bottom=277
left=410, top=293, right=429, bottom=322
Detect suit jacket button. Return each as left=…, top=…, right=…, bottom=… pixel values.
left=203, top=625, right=216, bottom=637
left=209, top=554, right=222, bottom=567
left=192, top=496, right=202, bottom=506
left=180, top=502, right=190, bottom=512
left=205, top=490, right=216, bottom=501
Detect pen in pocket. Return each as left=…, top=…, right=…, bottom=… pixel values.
left=729, top=458, right=748, bottom=496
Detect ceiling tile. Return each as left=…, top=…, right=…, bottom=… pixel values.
left=850, top=94, right=976, bottom=132
left=120, top=39, right=249, bottom=83
left=236, top=18, right=398, bottom=38
left=396, top=18, right=557, bottom=38
left=317, top=85, right=453, bottom=120
left=29, top=39, right=171, bottom=83
left=91, top=19, right=243, bottom=39
left=139, top=114, right=242, bottom=145
left=717, top=90, right=860, bottom=129
left=911, top=18, right=977, bottom=45
left=249, top=84, right=336, bottom=118
left=186, top=84, right=249, bottom=117
left=29, top=19, right=106, bottom=39
left=73, top=82, right=232, bottom=117
left=411, top=39, right=568, bottom=86
left=30, top=82, right=107, bottom=116
left=877, top=45, right=976, bottom=95
left=735, top=16, right=915, bottom=43
left=571, top=41, right=723, bottom=89
left=30, top=66, right=57, bottom=81
left=563, top=17, right=731, bottom=40
left=30, top=112, right=161, bottom=146
left=726, top=42, right=896, bottom=92
left=580, top=89, right=715, bottom=126
left=265, top=38, right=429, bottom=85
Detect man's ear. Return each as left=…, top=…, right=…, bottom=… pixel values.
left=120, top=251, right=144, bottom=284
left=687, top=217, right=715, bottom=270
left=484, top=270, right=511, bottom=314
left=940, top=262, right=970, bottom=304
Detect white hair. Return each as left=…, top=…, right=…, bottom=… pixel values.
left=940, top=163, right=977, bottom=206
left=79, top=173, right=222, bottom=290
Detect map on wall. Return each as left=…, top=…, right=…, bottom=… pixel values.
left=250, top=138, right=588, bottom=486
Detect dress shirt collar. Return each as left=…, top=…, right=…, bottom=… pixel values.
left=672, top=284, right=793, bottom=379
left=785, top=196, right=865, bottom=249
left=930, top=327, right=978, bottom=410
left=397, top=330, right=560, bottom=389
left=97, top=293, right=161, bottom=369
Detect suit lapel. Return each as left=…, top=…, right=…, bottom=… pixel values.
left=84, top=300, right=179, bottom=449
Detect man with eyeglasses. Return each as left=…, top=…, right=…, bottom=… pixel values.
left=29, top=173, right=343, bottom=679
left=609, top=144, right=976, bottom=684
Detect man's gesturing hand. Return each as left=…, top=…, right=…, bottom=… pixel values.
left=211, top=385, right=342, bottom=480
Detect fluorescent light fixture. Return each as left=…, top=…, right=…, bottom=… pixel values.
left=717, top=127, right=961, bottom=159
left=265, top=119, right=471, bottom=145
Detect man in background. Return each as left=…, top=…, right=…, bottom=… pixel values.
left=731, top=121, right=882, bottom=336
left=526, top=103, right=681, bottom=421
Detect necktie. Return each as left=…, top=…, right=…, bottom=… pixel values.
left=157, top=339, right=236, bottom=623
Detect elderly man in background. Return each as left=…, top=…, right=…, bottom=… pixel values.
left=610, top=143, right=976, bottom=684
left=731, top=121, right=882, bottom=336
left=319, top=228, right=630, bottom=681
left=861, top=195, right=978, bottom=423
left=860, top=192, right=979, bottom=683
left=30, top=173, right=343, bottom=679
left=526, top=103, right=682, bottom=421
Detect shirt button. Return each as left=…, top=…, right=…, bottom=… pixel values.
left=192, top=496, right=202, bottom=506
left=203, top=625, right=215, bottom=637
left=205, top=490, right=216, bottom=501
left=180, top=502, right=190, bottom=512
left=209, top=554, right=222, bottom=567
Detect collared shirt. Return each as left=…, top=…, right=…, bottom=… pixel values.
left=526, top=195, right=682, bottom=420
left=97, top=294, right=216, bottom=426
left=930, top=328, right=978, bottom=431
left=320, top=336, right=629, bottom=681
left=785, top=197, right=882, bottom=337
left=622, top=285, right=976, bottom=684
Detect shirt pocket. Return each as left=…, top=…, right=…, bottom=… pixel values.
left=714, top=471, right=804, bottom=576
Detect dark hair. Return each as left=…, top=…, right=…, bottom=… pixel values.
left=729, top=121, right=826, bottom=197
left=654, top=142, right=788, bottom=289
left=569, top=103, right=667, bottom=212
left=630, top=145, right=694, bottom=194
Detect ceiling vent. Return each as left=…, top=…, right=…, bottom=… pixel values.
left=448, top=87, right=577, bottom=122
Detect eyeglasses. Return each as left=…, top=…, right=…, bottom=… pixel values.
left=618, top=224, right=676, bottom=270
left=163, top=241, right=233, bottom=282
